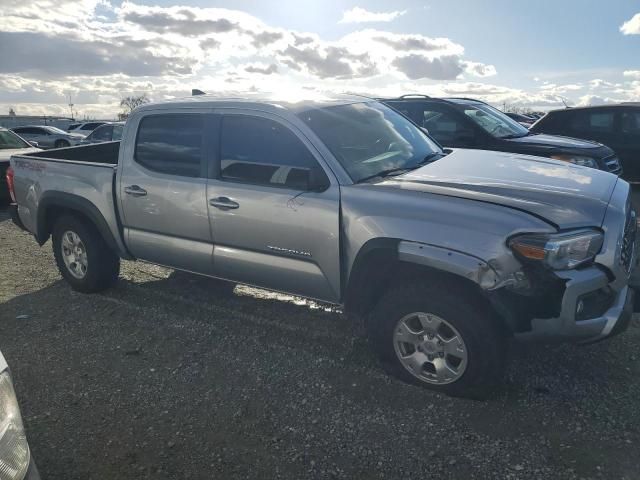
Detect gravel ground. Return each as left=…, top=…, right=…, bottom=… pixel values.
left=0, top=204, right=639, bottom=480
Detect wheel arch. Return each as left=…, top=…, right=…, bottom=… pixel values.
left=344, top=238, right=509, bottom=332
left=36, top=191, right=118, bottom=252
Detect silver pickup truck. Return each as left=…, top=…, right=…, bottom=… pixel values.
left=7, top=95, right=637, bottom=398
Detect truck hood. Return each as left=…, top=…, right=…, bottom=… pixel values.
left=0, top=147, right=40, bottom=163
left=378, top=149, right=618, bottom=229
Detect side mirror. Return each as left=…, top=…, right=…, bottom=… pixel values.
left=307, top=166, right=331, bottom=192
left=28, top=141, right=39, bottom=148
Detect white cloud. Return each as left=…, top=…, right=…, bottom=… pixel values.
left=620, top=13, right=640, bottom=35
left=339, top=6, right=406, bottom=24
left=576, top=94, right=617, bottom=107
left=623, top=70, right=640, bottom=79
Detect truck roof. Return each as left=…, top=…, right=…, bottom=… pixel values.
left=135, top=93, right=368, bottom=115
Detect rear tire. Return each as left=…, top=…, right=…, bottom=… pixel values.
left=54, top=140, right=70, bottom=148
left=52, top=215, right=120, bottom=293
left=367, top=281, right=507, bottom=399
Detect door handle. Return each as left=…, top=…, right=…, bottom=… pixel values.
left=124, top=185, right=147, bottom=197
left=209, top=196, right=239, bottom=210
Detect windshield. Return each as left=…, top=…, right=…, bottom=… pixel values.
left=457, top=102, right=529, bottom=138
left=297, top=102, right=442, bottom=183
left=46, top=126, right=69, bottom=135
left=0, top=130, right=30, bottom=149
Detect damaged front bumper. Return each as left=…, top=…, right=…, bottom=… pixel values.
left=515, top=179, right=637, bottom=343
left=514, top=266, right=634, bottom=342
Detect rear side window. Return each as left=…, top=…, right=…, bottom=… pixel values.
left=570, top=111, right=614, bottom=133
left=135, top=114, right=203, bottom=177
left=220, top=115, right=319, bottom=190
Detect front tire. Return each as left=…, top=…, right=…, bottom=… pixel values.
left=52, top=215, right=120, bottom=293
left=368, top=282, right=506, bottom=399
left=54, top=139, right=70, bottom=148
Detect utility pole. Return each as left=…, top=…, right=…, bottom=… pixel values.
left=68, top=95, right=75, bottom=120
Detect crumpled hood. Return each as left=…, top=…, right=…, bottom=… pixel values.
left=378, top=149, right=618, bottom=229
left=0, top=147, right=40, bottom=163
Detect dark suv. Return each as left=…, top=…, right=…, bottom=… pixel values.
left=530, top=104, right=640, bottom=181
left=382, top=95, right=621, bottom=175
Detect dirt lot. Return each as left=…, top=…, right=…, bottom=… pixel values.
left=0, top=204, right=639, bottom=480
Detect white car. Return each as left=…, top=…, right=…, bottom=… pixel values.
left=10, top=126, right=85, bottom=149
left=0, top=351, right=39, bottom=479
left=67, top=122, right=107, bottom=136
left=0, top=128, right=40, bottom=201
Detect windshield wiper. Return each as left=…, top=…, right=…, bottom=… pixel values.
left=356, top=167, right=415, bottom=184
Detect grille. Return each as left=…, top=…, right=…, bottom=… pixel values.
left=620, top=208, right=637, bottom=272
left=603, top=155, right=622, bottom=175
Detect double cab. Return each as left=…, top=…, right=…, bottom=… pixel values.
left=6, top=95, right=637, bottom=398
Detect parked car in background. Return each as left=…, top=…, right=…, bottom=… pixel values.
left=0, top=128, right=40, bottom=201
left=67, top=122, right=107, bottom=135
left=78, top=122, right=125, bottom=145
left=504, top=112, right=535, bottom=127
left=0, top=349, right=40, bottom=479
left=11, top=126, right=85, bottom=149
left=530, top=104, right=640, bottom=182
left=382, top=95, right=622, bottom=175
left=7, top=95, right=637, bottom=398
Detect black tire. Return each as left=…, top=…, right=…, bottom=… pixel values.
left=54, top=140, right=70, bottom=149
left=367, top=281, right=507, bottom=399
left=52, top=214, right=120, bottom=293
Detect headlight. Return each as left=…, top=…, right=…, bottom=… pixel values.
left=0, top=371, right=29, bottom=480
left=509, top=230, right=604, bottom=270
left=550, top=154, right=598, bottom=168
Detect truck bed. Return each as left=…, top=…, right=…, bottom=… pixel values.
left=25, top=141, right=120, bottom=165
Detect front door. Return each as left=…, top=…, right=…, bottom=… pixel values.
left=207, top=111, right=341, bottom=302
left=118, top=111, right=214, bottom=274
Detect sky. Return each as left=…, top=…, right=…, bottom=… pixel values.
left=0, top=0, right=639, bottom=119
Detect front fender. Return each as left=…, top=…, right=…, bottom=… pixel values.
left=397, top=241, right=501, bottom=290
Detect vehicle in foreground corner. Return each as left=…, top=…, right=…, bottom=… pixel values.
left=7, top=95, right=638, bottom=399
left=77, top=122, right=125, bottom=145
left=0, top=350, right=40, bottom=479
left=382, top=95, right=622, bottom=175
left=530, top=103, right=640, bottom=182
left=10, top=126, right=84, bottom=150
left=0, top=128, right=40, bottom=201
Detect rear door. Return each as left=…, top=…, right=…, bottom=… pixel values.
left=618, top=108, right=640, bottom=182
left=206, top=110, right=341, bottom=302
left=118, top=110, right=214, bottom=274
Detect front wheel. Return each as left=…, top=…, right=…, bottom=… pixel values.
left=52, top=215, right=120, bottom=293
left=368, top=282, right=507, bottom=399
left=54, top=139, right=70, bottom=148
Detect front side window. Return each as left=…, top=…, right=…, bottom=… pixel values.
left=90, top=125, right=113, bottom=141
left=220, top=115, right=320, bottom=190
left=297, top=102, right=441, bottom=183
left=420, top=108, right=471, bottom=144
left=570, top=111, right=614, bottom=133
left=457, top=103, right=529, bottom=139
left=0, top=130, right=29, bottom=149
left=113, top=125, right=124, bottom=141
left=135, top=114, right=203, bottom=177
left=621, top=111, right=640, bottom=134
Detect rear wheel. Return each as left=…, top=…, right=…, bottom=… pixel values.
left=368, top=282, right=506, bottom=399
left=52, top=215, right=120, bottom=293
left=54, top=139, right=70, bottom=148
